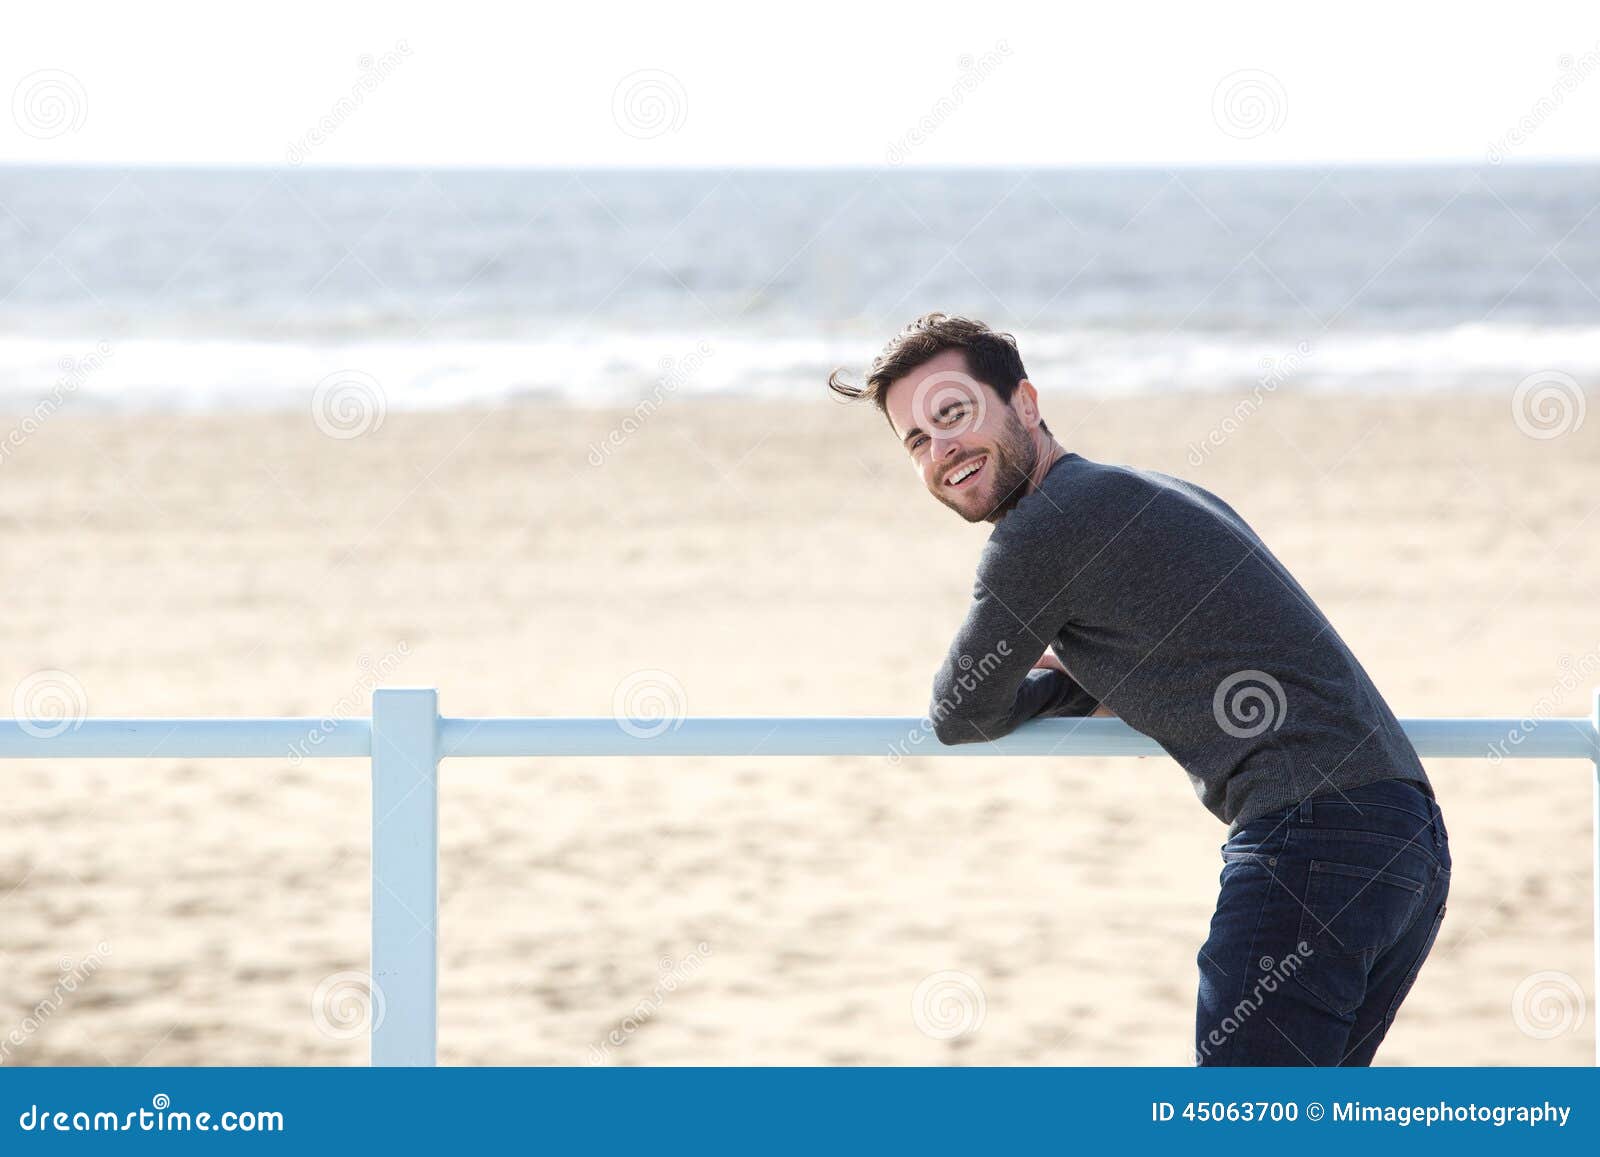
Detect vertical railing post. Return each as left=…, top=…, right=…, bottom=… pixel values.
left=370, top=687, right=439, bottom=1066
left=1593, top=688, right=1600, bottom=1067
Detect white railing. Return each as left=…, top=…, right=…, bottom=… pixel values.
left=3, top=687, right=1598, bottom=1066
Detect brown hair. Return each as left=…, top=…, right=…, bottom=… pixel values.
left=826, top=313, right=1048, bottom=435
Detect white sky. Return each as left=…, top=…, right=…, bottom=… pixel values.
left=4, top=0, right=1598, bottom=166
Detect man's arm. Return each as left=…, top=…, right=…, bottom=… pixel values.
left=1035, top=646, right=1118, bottom=718
left=928, top=526, right=1099, bottom=744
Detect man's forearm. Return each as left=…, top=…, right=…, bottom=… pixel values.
left=930, top=664, right=1099, bottom=744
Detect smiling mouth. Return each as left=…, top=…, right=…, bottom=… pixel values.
left=943, top=455, right=987, bottom=490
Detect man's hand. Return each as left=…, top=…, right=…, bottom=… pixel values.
left=1032, top=647, right=1117, bottom=717
left=1033, top=646, right=1070, bottom=675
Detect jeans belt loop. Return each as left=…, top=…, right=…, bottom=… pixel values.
left=1297, top=795, right=1314, bottom=824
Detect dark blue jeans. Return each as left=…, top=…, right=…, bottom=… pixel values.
left=1194, top=777, right=1450, bottom=1065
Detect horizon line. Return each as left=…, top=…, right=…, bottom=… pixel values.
left=1, top=157, right=1597, bottom=174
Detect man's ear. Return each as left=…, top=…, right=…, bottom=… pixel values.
left=1012, top=378, right=1043, bottom=429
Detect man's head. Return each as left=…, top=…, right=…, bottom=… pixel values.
left=828, top=313, right=1056, bottom=523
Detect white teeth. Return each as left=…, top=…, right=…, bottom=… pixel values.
left=948, top=459, right=983, bottom=485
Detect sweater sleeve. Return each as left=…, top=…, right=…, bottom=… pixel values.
left=928, top=519, right=1098, bottom=744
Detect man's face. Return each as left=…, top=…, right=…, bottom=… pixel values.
left=884, top=349, right=1039, bottom=523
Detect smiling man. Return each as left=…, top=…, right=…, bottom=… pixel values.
left=828, top=313, right=1451, bottom=1066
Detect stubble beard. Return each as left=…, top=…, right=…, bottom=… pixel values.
left=938, top=413, right=1039, bottom=523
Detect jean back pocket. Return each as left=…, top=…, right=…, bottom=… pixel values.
left=1293, top=859, right=1428, bottom=1015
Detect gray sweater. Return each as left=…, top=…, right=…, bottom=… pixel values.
left=929, top=451, right=1430, bottom=831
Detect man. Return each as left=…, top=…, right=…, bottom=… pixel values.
left=829, top=313, right=1451, bottom=1066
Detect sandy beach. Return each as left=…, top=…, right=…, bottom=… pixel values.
left=0, top=389, right=1595, bottom=1066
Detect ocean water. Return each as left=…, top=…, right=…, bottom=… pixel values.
left=0, top=164, right=1595, bottom=411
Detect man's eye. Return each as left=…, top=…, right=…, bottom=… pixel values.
left=910, top=435, right=928, bottom=451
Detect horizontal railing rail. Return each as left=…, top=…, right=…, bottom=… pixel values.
left=3, top=687, right=1597, bottom=1067
left=4, top=714, right=1596, bottom=761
